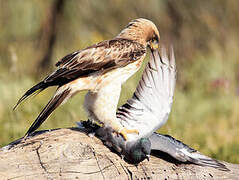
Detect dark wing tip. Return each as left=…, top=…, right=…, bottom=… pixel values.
left=25, top=88, right=71, bottom=136
left=185, top=150, right=230, bottom=171
left=13, top=94, right=28, bottom=111
left=196, top=158, right=230, bottom=171
left=13, top=82, right=46, bottom=111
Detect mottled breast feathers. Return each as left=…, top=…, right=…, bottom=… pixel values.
left=43, top=38, right=146, bottom=86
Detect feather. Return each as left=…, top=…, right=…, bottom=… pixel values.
left=25, top=88, right=71, bottom=136
left=14, top=38, right=146, bottom=109
left=117, top=46, right=176, bottom=141
left=13, top=82, right=47, bottom=110
left=150, top=133, right=230, bottom=171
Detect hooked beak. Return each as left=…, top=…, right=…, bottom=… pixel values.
left=146, top=154, right=150, bottom=161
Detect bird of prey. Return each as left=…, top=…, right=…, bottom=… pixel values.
left=77, top=47, right=229, bottom=171
left=14, top=18, right=160, bottom=140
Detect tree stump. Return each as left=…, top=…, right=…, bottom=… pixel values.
left=0, top=128, right=238, bottom=179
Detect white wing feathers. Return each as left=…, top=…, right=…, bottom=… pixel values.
left=117, top=47, right=176, bottom=141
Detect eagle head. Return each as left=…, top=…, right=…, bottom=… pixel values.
left=117, top=18, right=160, bottom=50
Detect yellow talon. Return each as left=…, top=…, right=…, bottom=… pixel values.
left=119, top=128, right=139, bottom=140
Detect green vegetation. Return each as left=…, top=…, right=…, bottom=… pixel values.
left=0, top=0, right=238, bottom=164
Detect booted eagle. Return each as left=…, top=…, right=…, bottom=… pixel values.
left=15, top=18, right=160, bottom=140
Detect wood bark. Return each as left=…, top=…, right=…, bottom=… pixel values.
left=0, top=128, right=238, bottom=180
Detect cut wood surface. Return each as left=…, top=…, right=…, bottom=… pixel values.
left=0, top=128, right=238, bottom=180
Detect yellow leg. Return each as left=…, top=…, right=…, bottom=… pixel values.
left=119, top=128, right=139, bottom=140
left=108, top=119, right=139, bottom=140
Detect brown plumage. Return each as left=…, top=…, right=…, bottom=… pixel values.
left=14, top=18, right=160, bottom=140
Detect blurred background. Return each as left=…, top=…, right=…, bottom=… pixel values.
left=0, top=0, right=238, bottom=163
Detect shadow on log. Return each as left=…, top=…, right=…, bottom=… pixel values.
left=0, top=128, right=238, bottom=179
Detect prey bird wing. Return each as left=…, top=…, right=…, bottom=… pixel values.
left=149, top=133, right=229, bottom=171
left=117, top=46, right=176, bottom=141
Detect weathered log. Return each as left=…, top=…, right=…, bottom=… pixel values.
left=0, top=128, right=238, bottom=180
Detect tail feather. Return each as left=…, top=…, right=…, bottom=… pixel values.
left=25, top=88, right=71, bottom=136
left=13, top=81, right=47, bottom=110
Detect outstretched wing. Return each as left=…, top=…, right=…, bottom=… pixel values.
left=117, top=46, right=176, bottom=141
left=149, top=133, right=229, bottom=171
left=14, top=38, right=146, bottom=109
